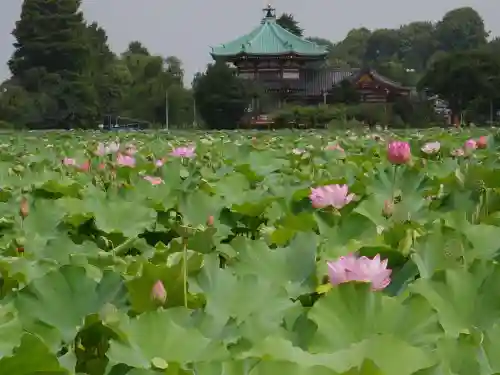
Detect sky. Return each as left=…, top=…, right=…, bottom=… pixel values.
left=0, top=0, right=499, bottom=86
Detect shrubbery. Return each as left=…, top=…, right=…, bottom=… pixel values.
left=271, top=99, right=441, bottom=129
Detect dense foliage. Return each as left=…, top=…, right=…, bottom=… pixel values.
left=0, top=128, right=500, bottom=374
left=0, top=0, right=194, bottom=129
left=192, top=62, right=251, bottom=130
left=276, top=13, right=304, bottom=37
left=271, top=101, right=439, bottom=129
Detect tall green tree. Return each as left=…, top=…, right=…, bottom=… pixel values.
left=193, top=61, right=250, bottom=129
left=306, top=37, right=334, bottom=52
left=8, top=0, right=98, bottom=128
left=329, top=28, right=371, bottom=68
left=434, top=7, right=488, bottom=52
left=86, top=22, right=125, bottom=117
left=125, top=41, right=150, bottom=56
left=398, top=22, right=436, bottom=71
left=363, top=29, right=400, bottom=63
left=419, top=50, right=500, bottom=117
left=276, top=13, right=303, bottom=37
left=9, top=0, right=90, bottom=79
left=164, top=56, right=184, bottom=83
left=118, top=50, right=192, bottom=126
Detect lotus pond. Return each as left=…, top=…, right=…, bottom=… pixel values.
left=1, top=128, right=500, bottom=375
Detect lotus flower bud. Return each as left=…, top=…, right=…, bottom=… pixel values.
left=387, top=141, right=411, bottom=164
left=383, top=200, right=393, bottom=218
left=207, top=215, right=214, bottom=226
left=464, top=139, right=477, bottom=151
left=477, top=136, right=488, bottom=149
left=151, top=280, right=167, bottom=304
left=20, top=197, right=29, bottom=219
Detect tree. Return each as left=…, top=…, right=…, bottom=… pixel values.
left=329, top=28, right=371, bottom=67
left=330, top=80, right=360, bottom=104
left=193, top=61, right=251, bottom=129
left=9, top=0, right=90, bottom=79
left=87, top=22, right=114, bottom=74
left=435, top=7, right=488, bottom=52
left=164, top=56, right=184, bottom=83
left=86, top=22, right=125, bottom=118
left=8, top=0, right=98, bottom=128
left=117, top=50, right=193, bottom=126
left=418, top=50, right=500, bottom=119
left=364, top=29, right=401, bottom=63
left=125, top=41, right=150, bottom=56
left=276, top=13, right=303, bottom=37
left=306, top=37, right=334, bottom=52
left=398, top=22, right=436, bottom=71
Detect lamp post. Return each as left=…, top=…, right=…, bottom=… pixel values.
left=321, top=89, right=327, bottom=105
left=487, top=75, right=496, bottom=125
left=193, top=96, right=197, bottom=128
left=165, top=89, right=169, bottom=131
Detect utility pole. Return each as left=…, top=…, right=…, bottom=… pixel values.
left=165, top=89, right=169, bottom=130
left=490, top=99, right=494, bottom=125
left=192, top=96, right=197, bottom=128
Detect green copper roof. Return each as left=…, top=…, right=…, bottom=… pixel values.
left=211, top=14, right=327, bottom=58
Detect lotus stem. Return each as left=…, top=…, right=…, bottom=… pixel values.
left=182, top=236, right=188, bottom=308
left=112, top=236, right=137, bottom=256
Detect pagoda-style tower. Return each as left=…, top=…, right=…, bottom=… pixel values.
left=210, top=5, right=328, bottom=113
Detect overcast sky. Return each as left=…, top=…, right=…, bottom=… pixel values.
left=0, top=0, right=498, bottom=85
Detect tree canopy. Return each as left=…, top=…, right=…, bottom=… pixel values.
left=0, top=0, right=193, bottom=129
left=419, top=50, right=500, bottom=115
left=276, top=13, right=303, bottom=37
left=193, top=62, right=251, bottom=129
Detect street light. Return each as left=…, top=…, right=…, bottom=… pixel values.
left=165, top=89, right=169, bottom=131
left=321, top=89, right=328, bottom=105
left=487, top=76, right=496, bottom=124
left=193, top=95, right=197, bottom=128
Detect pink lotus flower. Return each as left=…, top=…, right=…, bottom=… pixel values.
left=309, top=184, right=355, bottom=209
left=170, top=146, right=195, bottom=158
left=387, top=141, right=411, bottom=164
left=464, top=139, right=477, bottom=150
left=116, top=153, right=135, bottom=167
left=151, top=280, right=167, bottom=303
left=95, top=143, right=106, bottom=156
left=63, top=157, right=76, bottom=166
left=63, top=158, right=90, bottom=172
left=96, top=142, right=120, bottom=156
left=79, top=160, right=90, bottom=172
left=124, top=143, right=137, bottom=155
left=477, top=136, right=488, bottom=149
left=421, top=141, right=440, bottom=154
left=327, top=254, right=392, bottom=291
left=325, top=143, right=344, bottom=152
left=155, top=158, right=166, bottom=167
left=383, top=199, right=393, bottom=217
left=327, top=254, right=359, bottom=285
left=144, top=176, right=163, bottom=185
left=207, top=215, right=214, bottom=226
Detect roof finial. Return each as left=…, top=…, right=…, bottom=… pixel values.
left=262, top=4, right=276, bottom=19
